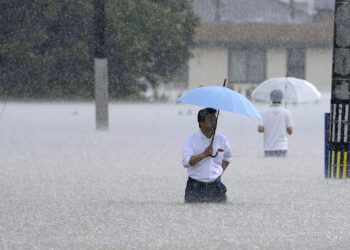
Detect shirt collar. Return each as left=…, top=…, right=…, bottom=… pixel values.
left=198, top=129, right=212, bottom=143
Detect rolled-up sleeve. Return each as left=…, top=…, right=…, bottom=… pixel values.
left=182, top=136, right=193, bottom=168
left=223, top=138, right=232, bottom=163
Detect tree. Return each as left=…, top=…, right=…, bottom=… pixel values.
left=106, top=0, right=199, bottom=99
left=0, top=0, right=199, bottom=100
left=0, top=0, right=94, bottom=99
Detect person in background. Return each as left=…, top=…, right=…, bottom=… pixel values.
left=258, top=89, right=294, bottom=157
left=182, top=107, right=232, bottom=203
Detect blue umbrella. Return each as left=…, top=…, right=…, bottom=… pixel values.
left=176, top=82, right=261, bottom=119
left=176, top=79, right=261, bottom=157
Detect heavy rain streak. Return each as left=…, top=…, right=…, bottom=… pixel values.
left=2, top=0, right=350, bottom=249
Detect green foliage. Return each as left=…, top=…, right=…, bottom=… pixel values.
left=227, top=81, right=235, bottom=91
left=245, top=85, right=256, bottom=100
left=0, top=0, right=94, bottom=99
left=0, top=0, right=199, bottom=100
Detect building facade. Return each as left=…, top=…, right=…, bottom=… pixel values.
left=187, top=0, right=334, bottom=94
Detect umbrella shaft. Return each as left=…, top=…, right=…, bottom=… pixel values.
left=211, top=110, right=220, bottom=146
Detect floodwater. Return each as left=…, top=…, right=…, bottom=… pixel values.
left=1, top=93, right=350, bottom=249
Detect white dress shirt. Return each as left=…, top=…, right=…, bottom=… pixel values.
left=259, top=104, right=294, bottom=151
left=182, top=130, right=232, bottom=183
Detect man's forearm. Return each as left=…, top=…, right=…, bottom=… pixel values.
left=221, top=160, right=229, bottom=172
left=189, top=145, right=213, bottom=166
left=189, top=153, right=206, bottom=166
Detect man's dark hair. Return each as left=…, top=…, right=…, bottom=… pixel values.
left=197, top=108, right=217, bottom=123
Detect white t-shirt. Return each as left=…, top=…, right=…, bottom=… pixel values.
left=260, top=104, right=294, bottom=151
left=182, top=130, right=232, bottom=183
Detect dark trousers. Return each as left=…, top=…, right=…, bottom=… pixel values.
left=185, top=177, right=227, bottom=203
left=264, top=150, right=287, bottom=157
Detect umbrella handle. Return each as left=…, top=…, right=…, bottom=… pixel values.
left=210, top=151, right=218, bottom=158
left=209, top=78, right=226, bottom=158
left=209, top=108, right=221, bottom=158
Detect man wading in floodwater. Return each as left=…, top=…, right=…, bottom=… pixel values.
left=258, top=89, right=294, bottom=157
left=182, top=108, right=232, bottom=203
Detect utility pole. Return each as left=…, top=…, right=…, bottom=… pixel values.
left=327, top=0, right=350, bottom=178
left=94, top=0, right=108, bottom=130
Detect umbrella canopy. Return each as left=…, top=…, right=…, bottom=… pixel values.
left=251, top=77, right=322, bottom=103
left=176, top=86, right=261, bottom=119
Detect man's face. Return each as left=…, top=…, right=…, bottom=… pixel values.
left=199, top=114, right=217, bottom=138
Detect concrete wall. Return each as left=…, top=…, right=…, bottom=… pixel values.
left=188, top=47, right=228, bottom=89
left=305, top=48, right=332, bottom=91
left=185, top=46, right=332, bottom=98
